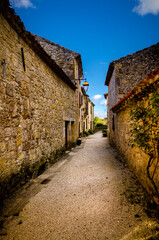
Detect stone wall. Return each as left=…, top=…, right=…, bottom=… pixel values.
left=106, top=42, right=159, bottom=146
left=88, top=100, right=94, bottom=130
left=0, top=15, right=78, bottom=198
left=107, top=70, right=117, bottom=145
left=112, top=74, right=159, bottom=204
left=80, top=89, right=87, bottom=133
left=80, top=92, right=95, bottom=133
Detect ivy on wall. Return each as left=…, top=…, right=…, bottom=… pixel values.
left=130, top=89, right=159, bottom=200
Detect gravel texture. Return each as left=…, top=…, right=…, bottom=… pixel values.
left=0, top=132, right=159, bottom=240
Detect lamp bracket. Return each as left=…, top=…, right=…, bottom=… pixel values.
left=75, top=78, right=87, bottom=81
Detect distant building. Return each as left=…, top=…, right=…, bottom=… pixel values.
left=88, top=99, right=95, bottom=131
left=80, top=87, right=95, bottom=133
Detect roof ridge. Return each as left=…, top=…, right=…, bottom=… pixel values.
left=105, top=42, right=159, bottom=85
left=113, top=42, right=159, bottom=63
left=33, top=34, right=79, bottom=56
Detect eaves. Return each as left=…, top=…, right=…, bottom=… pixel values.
left=0, top=0, right=76, bottom=91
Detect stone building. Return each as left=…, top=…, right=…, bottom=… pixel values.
left=80, top=87, right=95, bottom=133
left=34, top=35, right=84, bottom=139
left=88, top=99, right=95, bottom=131
left=34, top=35, right=83, bottom=85
left=0, top=0, right=83, bottom=199
left=105, top=43, right=159, bottom=203
left=111, top=69, right=159, bottom=203
left=33, top=35, right=95, bottom=137
left=105, top=42, right=159, bottom=145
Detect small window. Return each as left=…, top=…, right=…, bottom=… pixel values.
left=21, top=48, right=26, bottom=71
left=112, top=115, right=115, bottom=131
left=83, top=122, right=85, bottom=131
left=81, top=95, right=83, bottom=106
left=90, top=105, right=92, bottom=114
left=79, top=92, right=81, bottom=108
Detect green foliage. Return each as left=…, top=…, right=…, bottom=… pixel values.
left=83, top=130, right=90, bottom=136
left=88, top=129, right=94, bottom=134
left=130, top=90, right=159, bottom=198
left=102, top=128, right=107, bottom=133
left=102, top=128, right=107, bottom=137
left=96, top=123, right=104, bottom=127
left=94, top=116, right=107, bottom=126
left=94, top=116, right=100, bottom=126
left=130, top=91, right=159, bottom=157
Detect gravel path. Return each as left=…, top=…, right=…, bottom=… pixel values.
left=0, top=132, right=159, bottom=240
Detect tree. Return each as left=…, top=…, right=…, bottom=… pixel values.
left=94, top=116, right=100, bottom=126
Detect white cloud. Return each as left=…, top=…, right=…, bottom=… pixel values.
left=99, top=99, right=107, bottom=106
left=91, top=94, right=103, bottom=100
left=95, top=112, right=107, bottom=119
left=10, top=0, right=35, bottom=8
left=133, top=0, right=159, bottom=16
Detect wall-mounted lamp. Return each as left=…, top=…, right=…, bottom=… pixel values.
left=75, top=78, right=89, bottom=92
left=83, top=80, right=89, bottom=92
left=1, top=59, right=7, bottom=77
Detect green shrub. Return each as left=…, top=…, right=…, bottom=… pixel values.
left=88, top=129, right=94, bottom=134
left=83, top=130, right=90, bottom=136
left=102, top=128, right=107, bottom=133
left=102, top=128, right=107, bottom=137
left=96, top=123, right=104, bottom=127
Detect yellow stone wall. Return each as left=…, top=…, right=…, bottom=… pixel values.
left=80, top=92, right=88, bottom=132
left=74, top=58, right=81, bottom=136
left=88, top=100, right=94, bottom=130
left=113, top=92, right=159, bottom=204
left=107, top=69, right=116, bottom=145
left=0, top=15, right=79, bottom=194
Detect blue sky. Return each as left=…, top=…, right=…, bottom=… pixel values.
left=10, top=0, right=159, bottom=119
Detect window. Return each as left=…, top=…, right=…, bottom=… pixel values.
left=21, top=48, right=26, bottom=71
left=112, top=115, right=115, bottom=131
left=79, top=92, right=81, bottom=108
left=83, top=122, right=85, bottom=131
left=81, top=95, right=83, bottom=106
left=90, top=105, right=92, bottom=114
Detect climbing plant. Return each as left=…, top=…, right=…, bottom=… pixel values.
left=129, top=90, right=159, bottom=199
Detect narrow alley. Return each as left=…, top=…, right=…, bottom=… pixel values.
left=0, top=132, right=159, bottom=240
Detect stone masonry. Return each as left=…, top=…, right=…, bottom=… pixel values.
left=105, top=43, right=159, bottom=203
left=105, top=42, right=159, bottom=145
left=34, top=35, right=83, bottom=83
left=111, top=69, right=159, bottom=204
left=0, top=2, right=80, bottom=200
